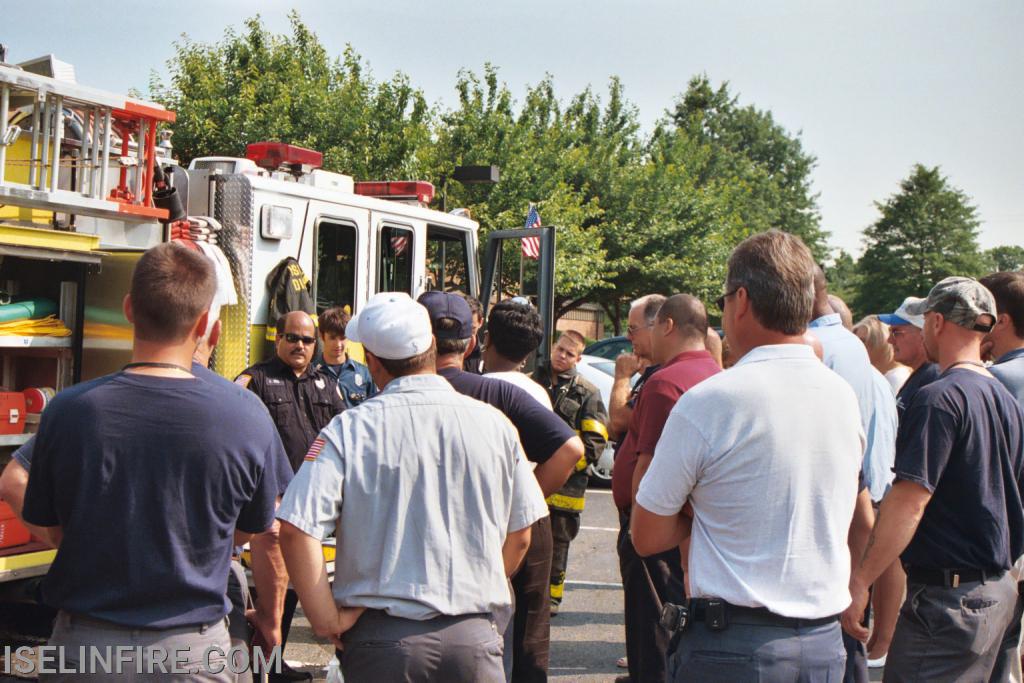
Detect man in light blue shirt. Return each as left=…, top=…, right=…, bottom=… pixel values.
left=808, top=271, right=897, bottom=502
left=980, top=271, right=1024, bottom=403
left=277, top=293, right=548, bottom=683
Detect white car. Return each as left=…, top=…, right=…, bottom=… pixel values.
left=575, top=354, right=636, bottom=485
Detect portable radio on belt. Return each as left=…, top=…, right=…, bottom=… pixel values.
left=705, top=598, right=728, bottom=631
left=659, top=602, right=689, bottom=634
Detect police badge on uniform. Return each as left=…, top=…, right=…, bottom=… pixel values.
left=315, top=378, right=326, bottom=390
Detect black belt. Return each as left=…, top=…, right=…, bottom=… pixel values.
left=905, top=567, right=1002, bottom=588
left=687, top=599, right=838, bottom=630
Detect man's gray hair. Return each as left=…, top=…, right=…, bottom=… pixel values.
left=630, top=294, right=667, bottom=325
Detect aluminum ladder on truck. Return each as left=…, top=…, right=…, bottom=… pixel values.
left=0, top=62, right=176, bottom=223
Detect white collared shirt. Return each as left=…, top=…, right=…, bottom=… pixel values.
left=636, top=344, right=864, bottom=618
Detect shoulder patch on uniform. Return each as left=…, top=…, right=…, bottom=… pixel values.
left=234, top=374, right=252, bottom=388
left=304, top=437, right=326, bottom=462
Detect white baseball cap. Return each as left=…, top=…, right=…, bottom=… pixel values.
left=877, top=296, right=926, bottom=329
left=346, top=292, right=434, bottom=360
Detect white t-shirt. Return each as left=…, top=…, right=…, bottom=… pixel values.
left=884, top=365, right=911, bottom=395
left=487, top=371, right=553, bottom=410
left=636, top=344, right=864, bottom=619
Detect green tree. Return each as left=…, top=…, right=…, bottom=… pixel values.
left=825, top=249, right=861, bottom=314
left=151, top=13, right=432, bottom=179
left=855, top=165, right=985, bottom=314
left=984, top=245, right=1024, bottom=272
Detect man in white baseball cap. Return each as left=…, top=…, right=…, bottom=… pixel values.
left=277, top=292, right=548, bottom=682
left=878, top=296, right=941, bottom=417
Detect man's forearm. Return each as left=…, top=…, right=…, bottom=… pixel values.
left=631, top=504, right=692, bottom=557
left=608, top=377, right=632, bottom=440
left=851, top=481, right=930, bottom=592
left=534, top=437, right=584, bottom=497
left=502, top=526, right=532, bottom=577
left=847, top=488, right=875, bottom=571
left=278, top=521, right=339, bottom=639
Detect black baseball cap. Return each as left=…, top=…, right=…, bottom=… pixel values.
left=417, top=291, right=474, bottom=339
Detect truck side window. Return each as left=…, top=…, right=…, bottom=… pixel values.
left=315, top=220, right=357, bottom=314
left=426, top=225, right=471, bottom=293
left=378, top=225, right=413, bottom=294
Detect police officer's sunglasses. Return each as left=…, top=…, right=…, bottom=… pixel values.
left=283, top=333, right=317, bottom=345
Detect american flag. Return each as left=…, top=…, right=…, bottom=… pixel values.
left=304, top=437, right=326, bottom=462
left=522, top=205, right=541, bottom=260
left=390, top=232, right=410, bottom=257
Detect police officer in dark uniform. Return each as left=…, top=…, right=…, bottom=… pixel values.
left=235, top=309, right=345, bottom=682
left=237, top=310, right=346, bottom=471
left=314, top=306, right=376, bottom=409
left=532, top=330, right=609, bottom=613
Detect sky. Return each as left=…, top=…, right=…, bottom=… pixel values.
left=4, top=0, right=1021, bottom=256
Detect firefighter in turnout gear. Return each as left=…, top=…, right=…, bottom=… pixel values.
left=532, top=330, right=609, bottom=613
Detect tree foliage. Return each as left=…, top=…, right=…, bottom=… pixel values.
left=152, top=12, right=432, bottom=179
left=984, top=245, right=1024, bottom=273
left=153, top=16, right=826, bottom=330
left=855, top=165, right=985, bottom=315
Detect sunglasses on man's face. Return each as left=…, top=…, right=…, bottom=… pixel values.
left=283, top=332, right=317, bottom=345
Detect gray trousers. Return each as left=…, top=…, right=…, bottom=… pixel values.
left=40, top=610, right=234, bottom=682
left=885, top=570, right=1018, bottom=682
left=666, top=617, right=846, bottom=682
left=989, top=581, right=1024, bottom=683
left=339, top=609, right=504, bottom=683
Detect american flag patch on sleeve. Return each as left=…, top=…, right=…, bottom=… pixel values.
left=305, top=438, right=326, bottom=462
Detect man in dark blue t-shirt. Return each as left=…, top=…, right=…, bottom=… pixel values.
left=21, top=244, right=285, bottom=679
left=420, top=291, right=581, bottom=683
left=843, top=277, right=1024, bottom=682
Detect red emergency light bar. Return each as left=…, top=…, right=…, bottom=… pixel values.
left=245, top=142, right=323, bottom=171
left=354, top=181, right=435, bottom=205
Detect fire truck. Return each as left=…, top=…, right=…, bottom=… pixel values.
left=0, top=52, right=556, bottom=619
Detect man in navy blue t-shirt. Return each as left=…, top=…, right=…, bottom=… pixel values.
left=843, top=277, right=1024, bottom=682
left=21, top=243, right=285, bottom=680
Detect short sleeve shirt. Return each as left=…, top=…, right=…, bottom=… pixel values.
left=438, top=366, right=574, bottom=464
left=896, top=362, right=940, bottom=418
left=632, top=350, right=721, bottom=456
left=895, top=369, right=1024, bottom=570
left=277, top=374, right=548, bottom=619
left=22, top=370, right=283, bottom=628
left=12, top=363, right=293, bottom=498
left=636, top=344, right=864, bottom=618
left=990, top=348, right=1024, bottom=405
left=611, top=364, right=661, bottom=510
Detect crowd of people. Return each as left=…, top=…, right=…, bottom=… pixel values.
left=1, top=230, right=1023, bottom=683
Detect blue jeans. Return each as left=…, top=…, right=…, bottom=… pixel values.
left=667, top=618, right=846, bottom=682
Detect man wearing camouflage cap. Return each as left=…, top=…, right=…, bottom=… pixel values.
left=842, top=276, right=1024, bottom=682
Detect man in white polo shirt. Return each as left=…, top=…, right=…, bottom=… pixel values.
left=631, top=230, right=864, bottom=681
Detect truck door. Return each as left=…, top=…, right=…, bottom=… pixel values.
left=479, top=226, right=556, bottom=367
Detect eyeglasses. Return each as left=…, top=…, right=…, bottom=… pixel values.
left=626, top=322, right=654, bottom=336
left=716, top=288, right=740, bottom=311
left=283, top=332, right=317, bottom=345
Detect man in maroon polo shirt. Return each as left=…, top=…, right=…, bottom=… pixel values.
left=617, top=293, right=722, bottom=683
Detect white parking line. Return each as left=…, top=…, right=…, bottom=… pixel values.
left=566, top=580, right=623, bottom=588
left=588, top=488, right=613, bottom=495
left=580, top=526, right=618, bottom=532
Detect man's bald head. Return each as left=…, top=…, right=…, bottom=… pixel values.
left=656, top=294, right=708, bottom=342
left=275, top=310, right=317, bottom=375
